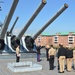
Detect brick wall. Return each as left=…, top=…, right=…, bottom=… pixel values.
left=35, top=34, right=75, bottom=48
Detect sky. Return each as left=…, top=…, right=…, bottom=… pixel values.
left=0, top=0, right=75, bottom=35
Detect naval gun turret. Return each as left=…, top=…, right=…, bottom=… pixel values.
left=0, top=0, right=19, bottom=50
left=10, top=0, right=46, bottom=51
left=23, top=4, right=68, bottom=51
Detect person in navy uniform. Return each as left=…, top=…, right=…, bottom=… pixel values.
left=56, top=47, right=60, bottom=70
left=16, top=45, right=20, bottom=62
left=11, top=35, right=20, bottom=62
left=58, top=43, right=66, bottom=73
left=45, top=45, right=50, bottom=61
left=73, top=47, right=75, bottom=70
left=48, top=45, right=56, bottom=70
left=66, top=46, right=73, bottom=72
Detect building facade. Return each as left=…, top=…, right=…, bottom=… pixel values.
left=35, top=32, right=75, bottom=48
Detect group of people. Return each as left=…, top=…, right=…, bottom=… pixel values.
left=14, top=42, right=75, bottom=73
left=45, top=43, right=75, bottom=73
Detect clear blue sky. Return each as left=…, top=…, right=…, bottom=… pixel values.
left=0, top=0, right=75, bottom=35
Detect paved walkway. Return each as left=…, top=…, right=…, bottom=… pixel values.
left=0, top=57, right=75, bottom=75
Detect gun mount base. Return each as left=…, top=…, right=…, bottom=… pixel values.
left=0, top=39, right=5, bottom=50
left=11, top=35, right=20, bottom=50
left=24, top=36, right=34, bottom=51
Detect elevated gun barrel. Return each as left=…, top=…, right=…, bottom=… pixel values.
left=32, top=4, right=68, bottom=40
left=3, top=16, right=7, bottom=26
left=0, top=0, right=19, bottom=50
left=24, top=3, right=68, bottom=51
left=0, top=0, right=19, bottom=39
left=17, top=0, right=46, bottom=39
left=10, top=16, right=19, bottom=34
left=11, top=0, right=46, bottom=50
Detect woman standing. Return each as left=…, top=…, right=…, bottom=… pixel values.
left=36, top=44, right=41, bottom=62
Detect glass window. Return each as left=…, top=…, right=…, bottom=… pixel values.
left=38, top=36, right=41, bottom=43
left=54, top=36, right=58, bottom=43
left=68, top=36, right=74, bottom=43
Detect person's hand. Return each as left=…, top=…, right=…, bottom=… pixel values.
left=17, top=54, right=21, bottom=56
left=48, top=56, right=50, bottom=58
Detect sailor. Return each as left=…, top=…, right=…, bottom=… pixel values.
left=58, top=43, right=66, bottom=73
left=66, top=46, right=73, bottom=72
left=73, top=47, right=75, bottom=70
left=13, top=37, right=20, bottom=62
left=48, top=45, right=56, bottom=70
left=15, top=45, right=20, bottom=62
left=45, top=45, right=50, bottom=61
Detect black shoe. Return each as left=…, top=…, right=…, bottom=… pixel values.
left=58, top=71, right=64, bottom=73
left=58, top=68, right=59, bottom=70
left=47, top=59, right=49, bottom=61
left=37, top=60, right=41, bottom=62
left=49, top=68, right=54, bottom=70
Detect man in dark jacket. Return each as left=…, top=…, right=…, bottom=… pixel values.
left=45, top=45, right=50, bottom=61
left=58, top=43, right=66, bottom=73
left=66, top=46, right=73, bottom=72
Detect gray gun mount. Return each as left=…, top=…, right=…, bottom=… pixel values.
left=0, top=0, right=19, bottom=50
left=11, top=0, right=46, bottom=50
left=24, top=4, right=68, bottom=51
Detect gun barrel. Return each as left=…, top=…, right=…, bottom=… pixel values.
left=17, top=0, right=46, bottom=39
left=3, top=16, right=7, bottom=25
left=0, top=0, right=19, bottom=39
left=10, top=16, right=19, bottom=33
left=32, top=3, right=68, bottom=40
